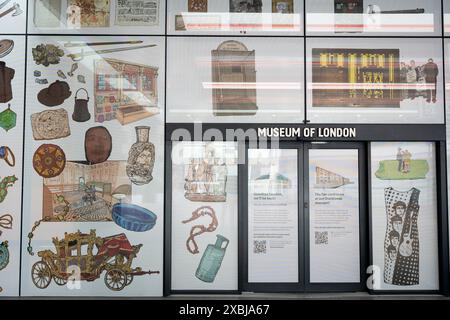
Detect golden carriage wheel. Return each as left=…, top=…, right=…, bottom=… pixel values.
left=31, top=261, right=52, bottom=289
left=104, top=269, right=127, bottom=291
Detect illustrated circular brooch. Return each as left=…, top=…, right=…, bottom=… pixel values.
left=33, top=144, right=66, bottom=178
left=0, top=241, right=9, bottom=271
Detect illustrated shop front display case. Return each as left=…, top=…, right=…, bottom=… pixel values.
left=167, top=0, right=303, bottom=35
left=306, top=0, right=442, bottom=36
left=94, top=58, right=159, bottom=125
left=167, top=37, right=304, bottom=123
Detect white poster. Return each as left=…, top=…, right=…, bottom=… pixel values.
left=171, top=142, right=238, bottom=291
left=309, top=149, right=360, bottom=283
left=248, top=149, right=299, bottom=283
left=371, top=142, right=439, bottom=291
left=21, top=35, right=165, bottom=297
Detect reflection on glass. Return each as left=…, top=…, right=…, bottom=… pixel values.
left=312, top=49, right=439, bottom=107
left=306, top=0, right=438, bottom=35
left=167, top=37, right=304, bottom=123
left=248, top=149, right=299, bottom=283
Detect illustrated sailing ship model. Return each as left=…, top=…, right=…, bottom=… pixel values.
left=314, top=167, right=353, bottom=189
left=184, top=148, right=228, bottom=202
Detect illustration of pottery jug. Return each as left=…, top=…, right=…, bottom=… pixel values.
left=126, top=126, right=155, bottom=185
left=195, top=234, right=229, bottom=283
left=72, top=88, right=91, bottom=122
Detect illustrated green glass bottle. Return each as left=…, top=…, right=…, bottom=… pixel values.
left=196, top=235, right=229, bottom=283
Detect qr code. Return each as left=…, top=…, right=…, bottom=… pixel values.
left=315, top=231, right=328, bottom=245
left=253, top=240, right=267, bottom=254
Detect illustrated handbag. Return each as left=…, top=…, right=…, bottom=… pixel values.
left=31, top=109, right=71, bottom=140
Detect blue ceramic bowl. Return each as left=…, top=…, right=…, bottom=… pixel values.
left=112, top=203, right=157, bottom=232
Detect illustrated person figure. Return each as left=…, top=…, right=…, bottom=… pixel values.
left=391, top=214, right=403, bottom=233
left=387, top=245, right=397, bottom=261
left=400, top=62, right=407, bottom=82
left=389, top=230, right=400, bottom=247
left=406, top=60, right=419, bottom=100
left=402, top=149, right=412, bottom=173
left=423, top=58, right=439, bottom=103
left=393, top=201, right=407, bottom=218
left=396, top=148, right=403, bottom=172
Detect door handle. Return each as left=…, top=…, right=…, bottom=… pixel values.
left=304, top=202, right=309, bottom=209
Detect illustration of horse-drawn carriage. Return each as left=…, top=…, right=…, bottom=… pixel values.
left=31, top=230, right=159, bottom=291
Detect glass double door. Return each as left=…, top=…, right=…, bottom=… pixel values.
left=244, top=142, right=367, bottom=292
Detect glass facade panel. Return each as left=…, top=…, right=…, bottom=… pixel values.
left=171, top=142, right=238, bottom=291
left=167, top=37, right=304, bottom=123
left=371, top=142, right=440, bottom=291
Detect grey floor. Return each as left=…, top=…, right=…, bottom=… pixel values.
left=167, top=292, right=450, bottom=300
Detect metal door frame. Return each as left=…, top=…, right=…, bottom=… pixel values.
left=243, top=141, right=368, bottom=293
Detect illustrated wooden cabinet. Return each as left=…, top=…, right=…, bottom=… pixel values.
left=94, top=58, right=159, bottom=125
left=312, top=48, right=401, bottom=108
left=211, top=41, right=258, bottom=116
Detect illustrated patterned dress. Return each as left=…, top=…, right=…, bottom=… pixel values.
left=383, top=187, right=420, bottom=286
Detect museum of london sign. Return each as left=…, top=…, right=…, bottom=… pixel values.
left=258, top=127, right=357, bottom=139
